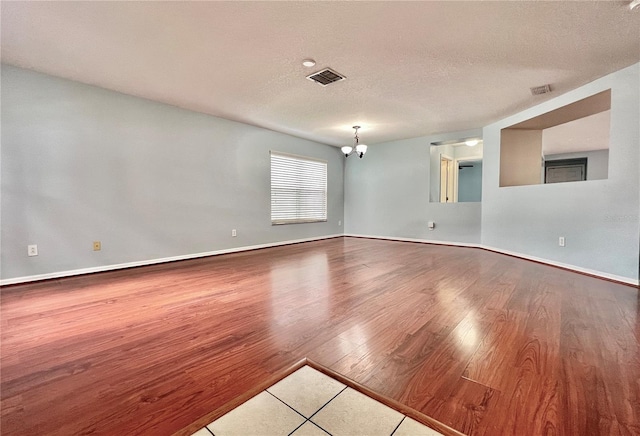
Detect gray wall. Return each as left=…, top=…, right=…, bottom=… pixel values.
left=482, top=63, right=639, bottom=280
left=1, top=65, right=344, bottom=281
left=344, top=129, right=482, bottom=244
left=3, top=63, right=637, bottom=283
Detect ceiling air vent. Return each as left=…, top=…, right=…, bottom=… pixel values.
left=530, top=84, right=552, bottom=96
left=306, top=68, right=346, bottom=86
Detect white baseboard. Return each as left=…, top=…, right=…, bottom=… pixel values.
left=479, top=245, right=638, bottom=286
left=344, top=233, right=481, bottom=248
left=0, top=234, right=343, bottom=286
left=344, top=233, right=638, bottom=286
left=3, top=233, right=637, bottom=287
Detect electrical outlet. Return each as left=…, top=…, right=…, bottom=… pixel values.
left=559, top=236, right=565, bottom=247
left=338, top=220, right=342, bottom=226
left=232, top=229, right=237, bottom=237
left=28, top=244, right=38, bottom=257
left=93, top=241, right=101, bottom=251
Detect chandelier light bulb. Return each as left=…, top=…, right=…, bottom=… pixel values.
left=355, top=143, right=368, bottom=158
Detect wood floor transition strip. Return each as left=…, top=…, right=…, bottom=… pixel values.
left=305, top=359, right=465, bottom=436
left=173, top=357, right=464, bottom=436
left=173, top=358, right=308, bottom=436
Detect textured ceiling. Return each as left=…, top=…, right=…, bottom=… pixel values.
left=1, top=1, right=639, bottom=147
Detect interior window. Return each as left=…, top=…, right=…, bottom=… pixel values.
left=429, top=138, right=483, bottom=203
left=500, top=89, right=610, bottom=187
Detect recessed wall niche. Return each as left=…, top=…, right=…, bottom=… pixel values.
left=499, top=89, right=610, bottom=187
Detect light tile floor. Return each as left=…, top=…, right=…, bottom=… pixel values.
left=192, top=365, right=443, bottom=436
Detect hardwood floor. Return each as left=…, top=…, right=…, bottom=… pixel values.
left=1, top=237, right=638, bottom=435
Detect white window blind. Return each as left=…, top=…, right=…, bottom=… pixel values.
left=270, top=151, right=327, bottom=225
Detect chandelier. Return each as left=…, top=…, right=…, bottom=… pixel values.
left=341, top=126, right=368, bottom=158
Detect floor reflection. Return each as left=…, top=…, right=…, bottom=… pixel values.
left=268, top=252, right=329, bottom=338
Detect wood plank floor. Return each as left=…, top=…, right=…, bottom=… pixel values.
left=1, top=237, right=638, bottom=435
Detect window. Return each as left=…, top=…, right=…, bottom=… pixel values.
left=499, top=89, right=610, bottom=187
left=429, top=139, right=483, bottom=203
left=270, top=151, right=327, bottom=225
left=544, top=158, right=587, bottom=183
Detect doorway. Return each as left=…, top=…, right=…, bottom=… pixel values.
left=440, top=155, right=454, bottom=203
